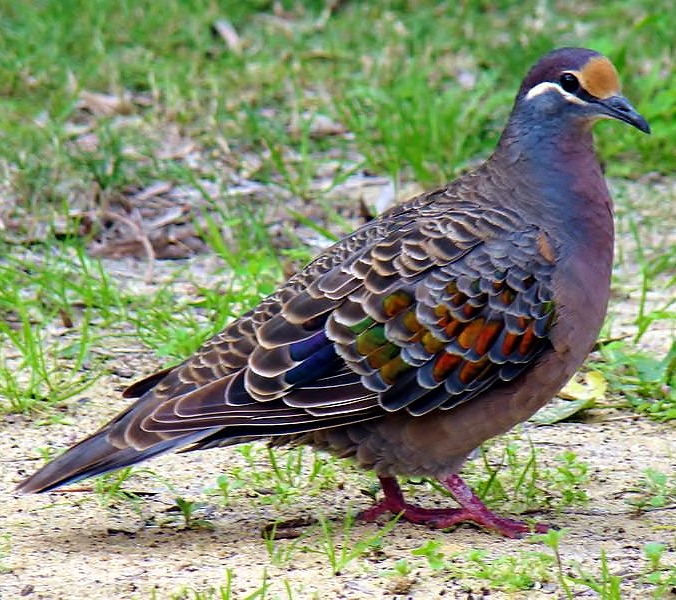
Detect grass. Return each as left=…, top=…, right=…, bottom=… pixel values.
left=0, top=242, right=127, bottom=411
left=1, top=2, right=673, bottom=412
left=167, top=569, right=274, bottom=600
left=625, top=467, right=676, bottom=512
left=3, top=1, right=675, bottom=367
left=3, top=1, right=676, bottom=598
left=3, top=2, right=676, bottom=203
left=422, top=433, right=591, bottom=518
left=205, top=443, right=340, bottom=508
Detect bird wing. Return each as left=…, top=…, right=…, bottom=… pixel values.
left=17, top=193, right=560, bottom=493
left=117, top=195, right=557, bottom=450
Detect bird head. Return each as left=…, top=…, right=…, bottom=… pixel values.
left=514, top=47, right=650, bottom=134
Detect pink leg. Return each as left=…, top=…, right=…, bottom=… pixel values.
left=360, top=475, right=549, bottom=538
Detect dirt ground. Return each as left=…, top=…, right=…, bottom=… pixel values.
left=1, top=178, right=675, bottom=599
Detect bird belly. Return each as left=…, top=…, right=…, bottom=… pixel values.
left=305, top=326, right=593, bottom=479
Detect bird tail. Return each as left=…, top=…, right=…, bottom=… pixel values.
left=16, top=430, right=201, bottom=494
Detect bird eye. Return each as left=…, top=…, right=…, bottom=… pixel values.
left=559, top=73, right=580, bottom=93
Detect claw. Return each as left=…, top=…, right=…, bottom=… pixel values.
left=359, top=474, right=549, bottom=538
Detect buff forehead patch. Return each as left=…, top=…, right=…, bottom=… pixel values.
left=575, top=55, right=621, bottom=99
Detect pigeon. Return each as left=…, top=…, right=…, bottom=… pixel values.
left=17, top=47, right=650, bottom=537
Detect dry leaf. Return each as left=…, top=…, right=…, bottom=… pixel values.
left=211, top=19, right=242, bottom=55
left=531, top=370, right=608, bottom=425
left=559, top=370, right=608, bottom=401
left=78, top=91, right=135, bottom=116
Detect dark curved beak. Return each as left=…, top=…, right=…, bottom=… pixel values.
left=598, top=94, right=651, bottom=134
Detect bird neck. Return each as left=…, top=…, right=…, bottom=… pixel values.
left=493, top=113, right=613, bottom=229
left=497, top=109, right=599, bottom=174
left=488, top=114, right=616, bottom=323
left=482, top=112, right=616, bottom=287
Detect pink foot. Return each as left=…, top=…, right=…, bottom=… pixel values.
left=360, top=475, right=549, bottom=538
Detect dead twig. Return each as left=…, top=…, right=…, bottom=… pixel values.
left=89, top=209, right=156, bottom=283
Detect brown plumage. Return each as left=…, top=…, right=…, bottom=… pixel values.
left=17, top=48, right=650, bottom=537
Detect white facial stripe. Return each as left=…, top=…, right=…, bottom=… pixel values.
left=525, top=81, right=587, bottom=106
